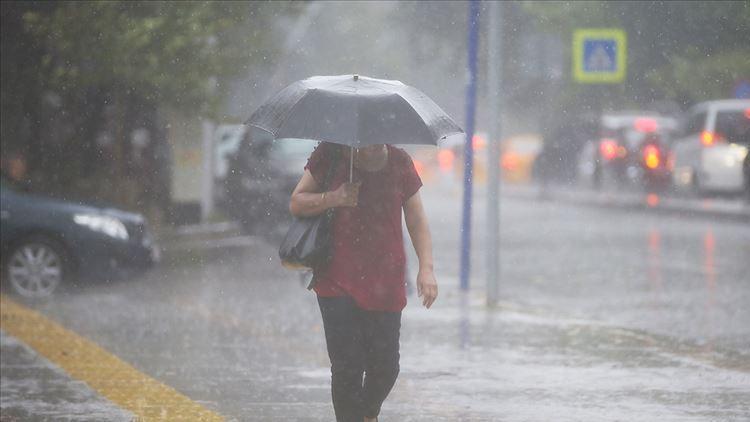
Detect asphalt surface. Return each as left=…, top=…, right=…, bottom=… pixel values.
left=1, top=179, right=749, bottom=421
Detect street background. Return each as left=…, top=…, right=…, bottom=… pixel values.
left=1, top=1, right=750, bottom=421
left=3, top=1, right=749, bottom=219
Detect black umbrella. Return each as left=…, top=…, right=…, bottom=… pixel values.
left=246, top=74, right=463, bottom=180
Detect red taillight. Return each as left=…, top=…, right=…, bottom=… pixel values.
left=634, top=117, right=658, bottom=133
left=745, top=108, right=750, bottom=119
left=700, top=131, right=725, bottom=147
left=599, top=139, right=619, bottom=161
left=646, top=193, right=660, bottom=207
left=437, top=149, right=454, bottom=172
left=643, top=144, right=661, bottom=169
left=472, top=134, right=486, bottom=151
left=501, top=152, right=520, bottom=171
left=413, top=159, right=425, bottom=177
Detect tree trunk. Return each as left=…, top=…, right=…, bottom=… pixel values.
left=111, top=88, right=131, bottom=208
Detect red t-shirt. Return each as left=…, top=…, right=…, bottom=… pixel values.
left=305, top=143, right=423, bottom=312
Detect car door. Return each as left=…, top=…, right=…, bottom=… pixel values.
left=0, top=178, right=22, bottom=251
left=672, top=108, right=706, bottom=190
left=700, top=107, right=750, bottom=191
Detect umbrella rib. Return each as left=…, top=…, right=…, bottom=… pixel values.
left=247, top=122, right=276, bottom=136
left=396, top=87, right=464, bottom=140
left=269, top=88, right=315, bottom=138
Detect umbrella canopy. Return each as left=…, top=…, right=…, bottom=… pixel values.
left=246, top=74, right=463, bottom=148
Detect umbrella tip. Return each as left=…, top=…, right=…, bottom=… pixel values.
left=353, top=74, right=359, bottom=81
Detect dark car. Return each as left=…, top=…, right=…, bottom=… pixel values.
left=217, top=128, right=315, bottom=235
left=577, top=113, right=677, bottom=192
left=0, top=175, right=159, bottom=298
left=533, top=117, right=598, bottom=187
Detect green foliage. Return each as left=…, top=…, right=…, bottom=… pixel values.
left=523, top=0, right=750, bottom=105
left=648, top=49, right=750, bottom=103
left=21, top=1, right=292, bottom=115
left=1, top=0, right=299, bottom=212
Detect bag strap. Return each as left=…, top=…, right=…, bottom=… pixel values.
left=306, top=144, right=341, bottom=290
left=320, top=143, right=341, bottom=191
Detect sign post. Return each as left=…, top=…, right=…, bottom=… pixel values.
left=460, top=0, right=480, bottom=292
left=486, top=0, right=502, bottom=307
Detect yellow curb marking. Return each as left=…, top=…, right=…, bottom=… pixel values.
left=0, top=295, right=224, bottom=421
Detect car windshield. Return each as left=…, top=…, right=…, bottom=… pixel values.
left=270, top=139, right=316, bottom=161
left=715, top=109, right=750, bottom=145
left=624, top=129, right=649, bottom=147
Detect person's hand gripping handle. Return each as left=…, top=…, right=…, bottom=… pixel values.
left=331, top=182, right=361, bottom=207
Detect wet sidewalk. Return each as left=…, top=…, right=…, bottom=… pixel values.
left=0, top=331, right=134, bottom=421
left=2, top=283, right=749, bottom=421
left=392, top=289, right=750, bottom=421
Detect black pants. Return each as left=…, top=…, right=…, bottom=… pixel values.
left=317, top=296, right=401, bottom=422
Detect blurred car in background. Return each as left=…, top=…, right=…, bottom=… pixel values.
left=446, top=133, right=488, bottom=184
left=213, top=124, right=246, bottom=206
left=534, top=117, right=598, bottom=187
left=671, top=100, right=750, bottom=196
left=422, top=131, right=542, bottom=186
left=0, top=174, right=158, bottom=298
left=577, top=112, right=677, bottom=192
left=218, top=129, right=315, bottom=235
left=500, top=134, right=543, bottom=184
left=404, top=134, right=464, bottom=185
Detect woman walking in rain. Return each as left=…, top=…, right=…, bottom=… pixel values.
left=289, top=142, right=438, bottom=422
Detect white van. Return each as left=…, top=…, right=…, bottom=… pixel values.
left=671, top=100, right=750, bottom=194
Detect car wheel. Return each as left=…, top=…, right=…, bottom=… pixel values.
left=4, top=235, right=68, bottom=298
left=591, top=161, right=602, bottom=191
left=691, top=168, right=703, bottom=197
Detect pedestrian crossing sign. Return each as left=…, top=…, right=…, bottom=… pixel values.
left=573, top=29, right=627, bottom=84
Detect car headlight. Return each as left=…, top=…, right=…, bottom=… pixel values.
left=73, top=214, right=129, bottom=240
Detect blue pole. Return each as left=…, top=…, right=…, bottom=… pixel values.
left=460, top=0, right=480, bottom=292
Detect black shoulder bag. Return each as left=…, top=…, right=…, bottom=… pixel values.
left=278, top=146, right=341, bottom=288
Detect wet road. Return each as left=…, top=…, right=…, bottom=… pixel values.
left=2, top=179, right=749, bottom=421
left=423, top=180, right=750, bottom=353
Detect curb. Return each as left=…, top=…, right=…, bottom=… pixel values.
left=171, top=221, right=241, bottom=236
left=503, top=185, right=750, bottom=223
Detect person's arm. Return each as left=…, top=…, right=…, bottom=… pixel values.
left=289, top=170, right=360, bottom=217
left=403, top=191, right=437, bottom=308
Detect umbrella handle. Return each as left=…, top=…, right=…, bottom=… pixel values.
left=350, top=146, right=354, bottom=183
